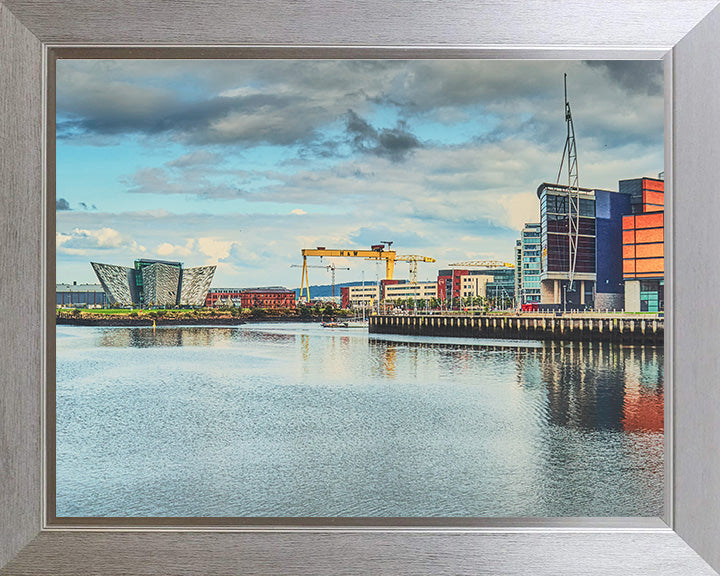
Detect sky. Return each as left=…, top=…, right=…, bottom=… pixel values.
left=55, top=59, right=663, bottom=288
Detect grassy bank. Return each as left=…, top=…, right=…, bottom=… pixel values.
left=56, top=306, right=355, bottom=325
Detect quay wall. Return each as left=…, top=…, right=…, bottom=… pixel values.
left=369, top=314, right=663, bottom=345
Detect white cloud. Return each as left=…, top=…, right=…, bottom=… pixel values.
left=156, top=239, right=195, bottom=257
left=290, top=208, right=307, bottom=215
left=56, top=227, right=145, bottom=255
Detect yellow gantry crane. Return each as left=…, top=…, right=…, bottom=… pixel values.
left=395, top=255, right=436, bottom=283
left=299, top=245, right=397, bottom=302
left=448, top=260, right=515, bottom=269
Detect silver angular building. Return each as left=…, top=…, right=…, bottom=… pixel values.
left=91, top=259, right=216, bottom=307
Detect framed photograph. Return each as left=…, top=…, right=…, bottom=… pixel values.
left=49, top=55, right=667, bottom=526
left=2, top=1, right=720, bottom=574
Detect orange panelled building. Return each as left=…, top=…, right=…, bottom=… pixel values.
left=622, top=211, right=664, bottom=278
left=620, top=177, right=664, bottom=311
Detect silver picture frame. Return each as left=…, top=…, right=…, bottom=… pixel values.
left=2, top=1, right=720, bottom=574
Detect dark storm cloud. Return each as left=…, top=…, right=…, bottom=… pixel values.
left=57, top=88, right=326, bottom=147
left=56, top=198, right=71, bottom=210
left=345, top=110, right=421, bottom=162
left=56, top=59, right=664, bottom=158
left=584, top=61, right=663, bottom=96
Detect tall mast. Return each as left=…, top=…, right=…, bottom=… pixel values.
left=556, top=73, right=580, bottom=292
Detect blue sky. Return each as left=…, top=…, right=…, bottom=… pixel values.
left=56, top=59, right=664, bottom=287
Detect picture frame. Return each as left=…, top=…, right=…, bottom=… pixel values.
left=2, top=1, right=720, bottom=574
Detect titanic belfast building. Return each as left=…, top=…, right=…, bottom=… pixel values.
left=91, top=259, right=215, bottom=307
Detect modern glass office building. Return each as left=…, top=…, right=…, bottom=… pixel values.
left=537, top=178, right=658, bottom=311
left=516, top=222, right=542, bottom=305
left=91, top=259, right=216, bottom=307
left=537, top=182, right=598, bottom=309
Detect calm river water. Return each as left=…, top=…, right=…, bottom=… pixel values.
left=56, top=322, right=663, bottom=517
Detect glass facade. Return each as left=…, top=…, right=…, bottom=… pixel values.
left=485, top=269, right=516, bottom=304
left=640, top=280, right=664, bottom=312
left=518, top=223, right=541, bottom=304
left=539, top=184, right=596, bottom=276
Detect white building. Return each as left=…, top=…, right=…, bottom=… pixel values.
left=459, top=274, right=493, bottom=299
left=384, top=282, right=437, bottom=302
left=346, top=284, right=381, bottom=309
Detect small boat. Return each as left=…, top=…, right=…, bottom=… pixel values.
left=322, top=321, right=349, bottom=328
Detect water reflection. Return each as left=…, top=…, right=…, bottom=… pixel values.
left=98, top=326, right=239, bottom=348
left=531, top=342, right=663, bottom=433
left=93, top=326, right=662, bottom=435
left=368, top=337, right=663, bottom=433
left=57, top=323, right=663, bottom=517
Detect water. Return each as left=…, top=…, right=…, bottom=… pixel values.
left=56, top=323, right=663, bottom=517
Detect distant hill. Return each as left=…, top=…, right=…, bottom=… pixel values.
left=292, top=281, right=373, bottom=299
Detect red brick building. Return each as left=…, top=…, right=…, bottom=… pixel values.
left=205, top=287, right=296, bottom=308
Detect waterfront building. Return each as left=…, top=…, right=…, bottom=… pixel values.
left=384, top=281, right=437, bottom=303
left=537, top=183, right=598, bottom=309
left=514, top=241, right=522, bottom=301
left=436, top=269, right=461, bottom=303
left=516, top=222, right=542, bottom=305
left=595, top=187, right=632, bottom=309
left=91, top=259, right=215, bottom=307
left=437, top=268, right=516, bottom=307
left=205, top=287, right=296, bottom=308
left=460, top=274, right=493, bottom=300
left=621, top=177, right=664, bottom=312
left=56, top=282, right=108, bottom=307
left=342, top=284, right=381, bottom=309
left=537, top=183, right=631, bottom=309
left=205, top=289, right=244, bottom=307
left=485, top=268, right=516, bottom=305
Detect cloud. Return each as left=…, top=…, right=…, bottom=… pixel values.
left=156, top=239, right=195, bottom=257
left=165, top=150, right=222, bottom=168
left=122, top=166, right=249, bottom=199
left=55, top=60, right=664, bottom=287
left=56, top=198, right=71, bottom=210
left=345, top=110, right=421, bottom=162
left=56, top=59, right=663, bottom=162
left=196, top=237, right=240, bottom=263
left=584, top=61, right=663, bottom=97
left=56, top=226, right=146, bottom=255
